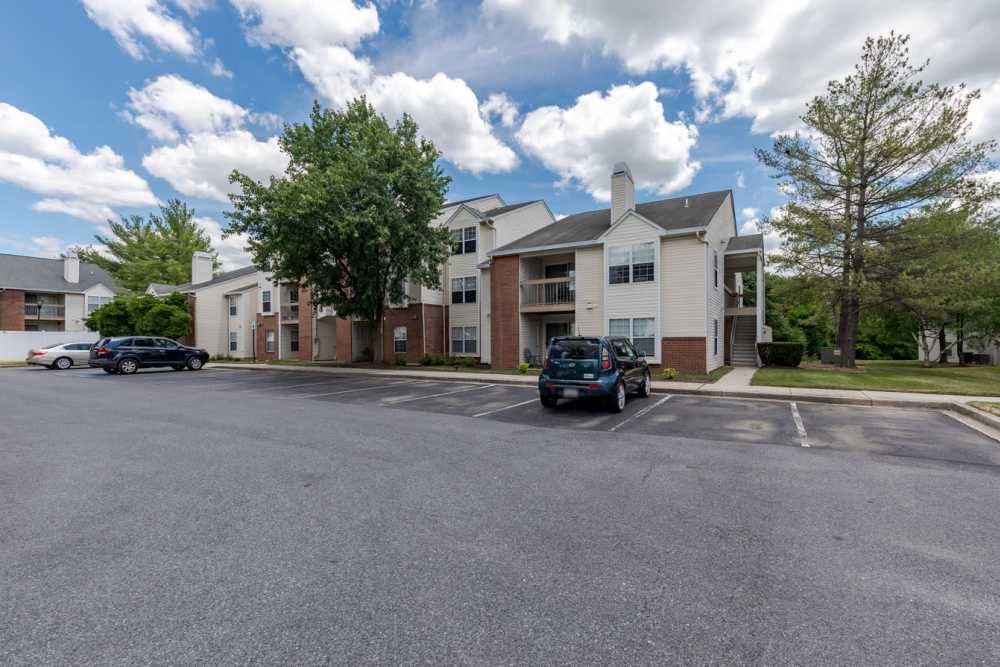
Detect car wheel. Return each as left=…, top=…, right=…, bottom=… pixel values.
left=54, top=356, right=73, bottom=370
left=540, top=395, right=558, bottom=408
left=186, top=356, right=204, bottom=371
left=637, top=371, right=651, bottom=398
left=117, top=358, right=139, bottom=375
left=608, top=381, right=626, bottom=413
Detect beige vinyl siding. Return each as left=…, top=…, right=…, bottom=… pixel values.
left=194, top=278, right=258, bottom=358
left=661, top=236, right=705, bottom=338
left=573, top=246, right=603, bottom=335
left=603, top=212, right=661, bottom=362
left=479, top=268, right=491, bottom=364
left=702, top=193, right=735, bottom=370
left=446, top=209, right=482, bottom=356
left=225, top=286, right=256, bottom=358
left=64, top=293, right=86, bottom=331
left=492, top=202, right=555, bottom=248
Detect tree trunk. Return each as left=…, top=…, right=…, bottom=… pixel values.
left=839, top=294, right=859, bottom=368
left=937, top=327, right=948, bottom=364
left=918, top=327, right=933, bottom=368
left=957, top=315, right=965, bottom=366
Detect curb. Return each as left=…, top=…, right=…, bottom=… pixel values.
left=953, top=402, right=1000, bottom=433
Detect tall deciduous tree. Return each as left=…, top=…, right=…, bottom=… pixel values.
left=757, top=33, right=997, bottom=367
left=225, top=98, right=452, bottom=361
left=78, top=200, right=218, bottom=292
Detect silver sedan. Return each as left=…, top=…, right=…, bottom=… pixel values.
left=26, top=342, right=95, bottom=370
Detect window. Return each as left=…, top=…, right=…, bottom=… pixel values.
left=608, top=317, right=656, bottom=358
left=133, top=338, right=155, bottom=348
left=265, top=330, right=275, bottom=353
left=290, top=327, right=299, bottom=353
left=451, top=326, right=478, bottom=354
left=87, top=295, right=113, bottom=314
left=451, top=276, right=477, bottom=304
left=393, top=326, right=407, bottom=353
left=229, top=295, right=239, bottom=317
left=713, top=250, right=719, bottom=289
left=156, top=338, right=178, bottom=349
left=262, top=290, right=272, bottom=314
left=544, top=263, right=571, bottom=279
left=608, top=242, right=655, bottom=284
left=610, top=339, right=633, bottom=360
left=452, top=226, right=477, bottom=255
left=229, top=331, right=238, bottom=352
left=713, top=319, right=719, bottom=356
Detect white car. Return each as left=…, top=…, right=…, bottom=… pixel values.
left=26, top=342, right=95, bottom=370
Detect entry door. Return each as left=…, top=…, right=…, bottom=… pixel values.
left=544, top=322, right=572, bottom=346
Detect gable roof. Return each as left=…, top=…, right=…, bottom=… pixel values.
left=444, top=194, right=500, bottom=208
left=489, top=190, right=731, bottom=256
left=726, top=233, right=764, bottom=253
left=155, top=265, right=258, bottom=294
left=147, top=283, right=178, bottom=296
left=0, top=252, right=122, bottom=293
left=479, top=201, right=539, bottom=219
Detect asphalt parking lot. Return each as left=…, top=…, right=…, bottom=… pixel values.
left=3, top=365, right=1000, bottom=664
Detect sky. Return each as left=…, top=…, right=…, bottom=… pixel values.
left=1, top=0, right=998, bottom=269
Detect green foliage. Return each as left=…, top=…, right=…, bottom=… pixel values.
left=394, top=354, right=407, bottom=366
left=517, top=362, right=530, bottom=374
left=77, top=200, right=218, bottom=292
left=84, top=293, right=192, bottom=339
left=420, top=353, right=446, bottom=366
left=757, top=342, right=804, bottom=367
left=225, top=98, right=452, bottom=361
left=659, top=367, right=678, bottom=380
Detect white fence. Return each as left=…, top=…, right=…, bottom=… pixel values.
left=0, top=330, right=100, bottom=361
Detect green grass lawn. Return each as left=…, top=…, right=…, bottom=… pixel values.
left=663, top=365, right=734, bottom=384
left=753, top=360, right=1000, bottom=396
left=0, top=361, right=26, bottom=367
left=971, top=401, right=1000, bottom=416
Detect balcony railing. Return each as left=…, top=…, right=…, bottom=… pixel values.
left=24, top=303, right=64, bottom=319
left=520, top=277, right=575, bottom=311
left=280, top=303, right=300, bottom=321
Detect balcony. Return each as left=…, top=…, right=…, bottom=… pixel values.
left=280, top=303, right=300, bottom=322
left=24, top=303, right=64, bottom=319
left=520, top=277, right=575, bottom=313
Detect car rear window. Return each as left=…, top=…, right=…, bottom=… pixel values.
left=548, top=339, right=600, bottom=360
left=107, top=338, right=128, bottom=348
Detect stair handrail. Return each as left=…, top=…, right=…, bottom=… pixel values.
left=729, top=314, right=738, bottom=365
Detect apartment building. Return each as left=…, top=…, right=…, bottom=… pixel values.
left=485, top=163, right=765, bottom=373
left=0, top=252, right=120, bottom=332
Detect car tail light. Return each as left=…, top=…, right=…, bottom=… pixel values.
left=544, top=381, right=555, bottom=390
left=542, top=356, right=549, bottom=370
left=588, top=383, right=599, bottom=390
left=97, top=347, right=109, bottom=355
left=600, top=347, right=610, bottom=370
left=31, top=351, right=46, bottom=356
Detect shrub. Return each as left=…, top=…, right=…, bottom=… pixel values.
left=517, top=362, right=530, bottom=374
left=659, top=367, right=678, bottom=380
left=757, top=342, right=804, bottom=367
left=393, top=354, right=407, bottom=366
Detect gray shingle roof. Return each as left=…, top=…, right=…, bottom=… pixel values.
left=489, top=190, right=731, bottom=255
left=147, top=283, right=178, bottom=296
left=479, top=201, right=539, bottom=219
left=0, top=253, right=122, bottom=293
left=726, top=233, right=764, bottom=253
left=444, top=194, right=499, bottom=208
left=158, top=265, right=258, bottom=294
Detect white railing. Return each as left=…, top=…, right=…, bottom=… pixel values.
left=280, top=304, right=299, bottom=321
left=520, top=277, right=574, bottom=308
left=24, top=304, right=64, bottom=318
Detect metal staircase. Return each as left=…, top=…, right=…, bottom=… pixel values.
left=731, top=315, right=758, bottom=367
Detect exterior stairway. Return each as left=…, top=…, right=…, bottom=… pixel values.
left=731, top=315, right=758, bottom=367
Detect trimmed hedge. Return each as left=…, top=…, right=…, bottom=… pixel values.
left=757, top=342, right=804, bottom=367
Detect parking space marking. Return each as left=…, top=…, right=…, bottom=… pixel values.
left=608, top=395, right=672, bottom=432
left=287, top=379, right=424, bottom=399
left=381, top=383, right=494, bottom=405
left=239, top=378, right=346, bottom=392
left=474, top=396, right=538, bottom=418
left=790, top=402, right=811, bottom=447
left=942, top=410, right=1000, bottom=444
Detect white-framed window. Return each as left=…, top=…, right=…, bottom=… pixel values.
left=393, top=326, right=407, bottom=353
left=87, top=295, right=113, bottom=314
left=229, top=331, right=238, bottom=352
left=452, top=226, right=477, bottom=255
left=262, top=289, right=272, bottom=314
left=451, top=326, right=478, bottom=354
left=608, top=317, right=656, bottom=358
left=265, top=330, right=275, bottom=352
left=608, top=242, right=655, bottom=285
left=713, top=318, right=719, bottom=356
left=228, top=295, right=239, bottom=317
left=713, top=249, right=719, bottom=289
left=450, top=276, right=477, bottom=304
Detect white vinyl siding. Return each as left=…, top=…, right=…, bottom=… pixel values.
left=702, top=194, right=735, bottom=371
left=603, top=212, right=661, bottom=363
left=661, top=236, right=705, bottom=339
left=573, top=246, right=604, bottom=336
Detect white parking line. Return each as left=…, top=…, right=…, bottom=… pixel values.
left=381, top=383, right=494, bottom=405
left=790, top=402, right=811, bottom=447
left=474, top=397, right=538, bottom=418
left=608, top=395, right=672, bottom=432
left=281, top=379, right=421, bottom=399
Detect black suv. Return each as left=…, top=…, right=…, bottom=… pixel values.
left=89, top=337, right=209, bottom=374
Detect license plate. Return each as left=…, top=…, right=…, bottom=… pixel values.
left=562, top=388, right=580, bottom=398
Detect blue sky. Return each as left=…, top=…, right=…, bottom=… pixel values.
left=2, top=1, right=997, bottom=268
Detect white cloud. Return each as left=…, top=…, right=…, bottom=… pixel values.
left=0, top=103, right=158, bottom=222
left=736, top=171, right=746, bottom=188
left=143, top=130, right=288, bottom=202
left=480, top=93, right=519, bottom=128
left=516, top=82, right=699, bottom=201
left=194, top=215, right=252, bottom=270
left=0, top=234, right=76, bottom=258
left=80, top=0, right=201, bottom=59
left=208, top=58, right=234, bottom=79
left=30, top=235, right=71, bottom=258
left=233, top=0, right=518, bottom=174
left=968, top=80, right=1000, bottom=147
left=740, top=206, right=784, bottom=253
left=126, top=75, right=250, bottom=143
left=486, top=0, right=1000, bottom=137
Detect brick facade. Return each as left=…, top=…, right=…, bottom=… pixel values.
left=256, top=313, right=278, bottom=361
left=382, top=304, right=426, bottom=363
left=423, top=304, right=444, bottom=357
left=335, top=317, right=352, bottom=362
left=0, top=289, right=25, bottom=330
left=662, top=337, right=707, bottom=374
left=297, top=287, right=313, bottom=361
left=490, top=254, right=520, bottom=370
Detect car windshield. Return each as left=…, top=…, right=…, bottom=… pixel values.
left=548, top=339, right=600, bottom=360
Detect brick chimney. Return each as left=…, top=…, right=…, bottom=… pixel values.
left=610, top=161, right=634, bottom=223
left=191, top=251, right=213, bottom=285
left=63, top=251, right=79, bottom=284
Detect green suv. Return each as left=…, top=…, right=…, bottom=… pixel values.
left=538, top=336, right=652, bottom=413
